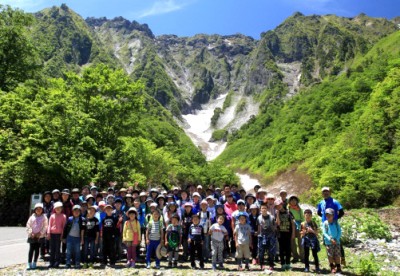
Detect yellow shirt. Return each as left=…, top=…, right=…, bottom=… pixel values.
left=123, top=220, right=141, bottom=242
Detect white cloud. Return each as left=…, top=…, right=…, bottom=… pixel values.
left=0, top=0, right=47, bottom=12
left=137, top=0, right=194, bottom=18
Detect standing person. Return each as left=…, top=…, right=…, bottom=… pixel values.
left=123, top=207, right=141, bottom=268
left=198, top=200, right=211, bottom=262
left=301, top=209, right=320, bottom=273
left=71, top=188, right=82, bottom=205
left=82, top=205, right=99, bottom=269
left=256, top=188, right=266, bottom=208
left=63, top=205, right=85, bottom=269
left=212, top=204, right=233, bottom=259
left=191, top=192, right=201, bottom=214
left=288, top=194, right=304, bottom=262
left=219, top=185, right=231, bottom=205
left=231, top=199, right=249, bottom=227
left=26, top=203, right=48, bottom=270
left=279, top=189, right=288, bottom=210
left=41, top=191, right=53, bottom=260
left=322, top=208, right=342, bottom=274
left=101, top=205, right=120, bottom=267
left=181, top=202, right=193, bottom=261
left=146, top=209, right=164, bottom=269
left=245, top=193, right=256, bottom=212
left=248, top=204, right=259, bottom=265
left=317, top=187, right=346, bottom=265
left=257, top=204, right=277, bottom=271
left=52, top=189, right=61, bottom=203
left=234, top=213, right=252, bottom=271
left=188, top=214, right=204, bottom=269
left=47, top=202, right=66, bottom=268
left=165, top=214, right=182, bottom=268
left=60, top=189, right=73, bottom=264
left=275, top=199, right=295, bottom=271
left=113, top=198, right=125, bottom=262
left=209, top=215, right=228, bottom=271
left=206, top=196, right=217, bottom=220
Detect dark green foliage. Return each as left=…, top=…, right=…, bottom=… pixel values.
left=211, top=107, right=223, bottom=127
left=211, top=129, right=228, bottom=142
left=0, top=5, right=41, bottom=91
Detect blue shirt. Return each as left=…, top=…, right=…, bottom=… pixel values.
left=322, top=220, right=342, bottom=245
left=317, top=197, right=343, bottom=222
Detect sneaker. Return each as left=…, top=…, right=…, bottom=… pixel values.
left=260, top=265, right=265, bottom=271
left=130, top=262, right=136, bottom=268
left=26, top=263, right=32, bottom=270
left=156, top=265, right=160, bottom=269
left=146, top=263, right=151, bottom=269
left=47, top=263, right=54, bottom=269
left=292, top=258, right=299, bottom=263
left=245, top=264, right=250, bottom=271
left=126, top=261, right=131, bottom=268
left=173, top=261, right=178, bottom=268
left=31, top=262, right=37, bottom=269
left=54, top=262, right=60, bottom=268
left=316, top=266, right=321, bottom=273
left=168, top=262, right=172, bottom=268
left=341, top=258, right=346, bottom=267
left=268, top=266, right=274, bottom=271
left=281, top=264, right=287, bottom=270
left=75, top=265, right=82, bottom=269
left=331, top=267, right=337, bottom=274
left=191, top=266, right=196, bottom=270
left=252, top=259, right=257, bottom=265
left=304, top=267, right=310, bottom=273
left=212, top=264, right=217, bottom=271
left=336, top=267, right=342, bottom=273
left=286, top=264, right=292, bottom=270
left=65, top=264, right=71, bottom=269
left=238, top=265, right=243, bottom=271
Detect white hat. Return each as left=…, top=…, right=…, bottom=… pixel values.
left=34, top=203, right=43, bottom=210
left=322, top=187, right=330, bottom=192
left=249, top=204, right=259, bottom=209
left=197, top=185, right=203, bottom=189
left=156, top=244, right=168, bottom=259
left=150, top=202, right=158, bottom=208
left=72, top=205, right=81, bottom=211
left=206, top=195, right=215, bottom=201
left=200, top=200, right=208, bottom=205
left=53, top=202, right=63, bottom=209
left=192, top=192, right=201, bottom=198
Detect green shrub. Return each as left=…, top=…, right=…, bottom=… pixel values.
left=211, top=129, right=228, bottom=142
left=356, top=254, right=380, bottom=276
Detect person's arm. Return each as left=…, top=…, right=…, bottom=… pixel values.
left=317, top=203, right=322, bottom=217
left=47, top=215, right=52, bottom=238
left=138, top=222, right=141, bottom=242
left=146, top=225, right=150, bottom=245
left=234, top=226, right=238, bottom=247
left=122, top=221, right=128, bottom=242
left=322, top=222, right=331, bottom=243
left=160, top=224, right=164, bottom=243
left=338, top=209, right=345, bottom=219
left=165, top=227, right=169, bottom=246
left=188, top=225, right=192, bottom=243
left=291, top=219, right=296, bottom=239
left=26, top=216, right=33, bottom=236
left=208, top=224, right=213, bottom=236
left=249, top=226, right=252, bottom=248
left=41, top=216, right=48, bottom=237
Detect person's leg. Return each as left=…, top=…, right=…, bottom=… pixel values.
left=278, top=237, right=285, bottom=266
left=312, top=248, right=320, bottom=270
left=33, top=243, right=41, bottom=262
left=304, top=246, right=310, bottom=269
left=109, top=237, right=116, bottom=265
left=211, top=240, right=217, bottom=265
left=182, top=236, right=188, bottom=261
left=102, top=237, right=109, bottom=265
left=83, top=239, right=89, bottom=264
left=284, top=235, right=291, bottom=266
left=53, top=234, right=61, bottom=265
left=267, top=237, right=276, bottom=268
left=146, top=243, right=151, bottom=266
left=153, top=240, right=160, bottom=267
left=49, top=237, right=55, bottom=265
left=66, top=238, right=72, bottom=266
left=132, top=245, right=137, bottom=263
left=197, top=242, right=204, bottom=268
left=291, top=233, right=299, bottom=261
left=28, top=243, right=34, bottom=264
left=73, top=237, right=81, bottom=266
left=190, top=242, right=196, bottom=267
left=61, top=241, right=67, bottom=264
left=252, top=235, right=258, bottom=261
left=297, top=231, right=304, bottom=261
left=258, top=237, right=265, bottom=268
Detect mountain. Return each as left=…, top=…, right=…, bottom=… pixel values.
left=218, top=30, right=400, bottom=208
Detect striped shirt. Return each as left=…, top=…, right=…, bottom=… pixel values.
left=148, top=220, right=162, bottom=240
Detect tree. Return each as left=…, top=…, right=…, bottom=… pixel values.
left=0, top=5, right=41, bottom=91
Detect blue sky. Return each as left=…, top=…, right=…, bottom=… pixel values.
left=1, top=0, right=399, bottom=38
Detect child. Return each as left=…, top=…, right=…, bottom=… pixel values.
left=198, top=200, right=211, bottom=262
left=113, top=198, right=125, bottom=261
left=206, top=196, right=216, bottom=220
left=212, top=204, right=233, bottom=259
left=288, top=194, right=304, bottom=262
left=102, top=204, right=120, bottom=267
left=165, top=214, right=182, bottom=268
left=275, top=199, right=295, bottom=271
left=83, top=205, right=99, bottom=268
left=234, top=213, right=252, bottom=271
left=209, top=215, right=228, bottom=270
left=258, top=204, right=277, bottom=271
left=248, top=204, right=259, bottom=265
left=181, top=202, right=193, bottom=261
left=41, top=191, right=53, bottom=260
left=188, top=214, right=204, bottom=269
left=323, top=208, right=342, bottom=273
left=146, top=209, right=164, bottom=269
left=123, top=207, right=141, bottom=268
left=26, top=203, right=48, bottom=269
left=63, top=205, right=85, bottom=269
left=47, top=201, right=66, bottom=268
left=301, top=209, right=320, bottom=273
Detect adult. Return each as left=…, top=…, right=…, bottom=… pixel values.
left=288, top=194, right=304, bottom=263
left=71, top=188, right=82, bottom=205
left=317, top=187, right=345, bottom=265
left=80, top=185, right=90, bottom=201
left=219, top=184, right=232, bottom=204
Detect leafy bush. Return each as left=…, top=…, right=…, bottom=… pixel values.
left=211, top=129, right=228, bottom=142
left=356, top=254, right=380, bottom=276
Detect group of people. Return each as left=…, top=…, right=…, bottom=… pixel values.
left=26, top=182, right=345, bottom=273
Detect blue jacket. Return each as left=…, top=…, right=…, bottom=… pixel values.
left=317, top=197, right=343, bottom=222
left=322, top=220, right=342, bottom=245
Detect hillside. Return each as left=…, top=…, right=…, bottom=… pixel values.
left=218, top=30, right=400, bottom=208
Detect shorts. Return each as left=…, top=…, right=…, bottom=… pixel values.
left=326, top=244, right=341, bottom=258
left=235, top=243, right=251, bottom=259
